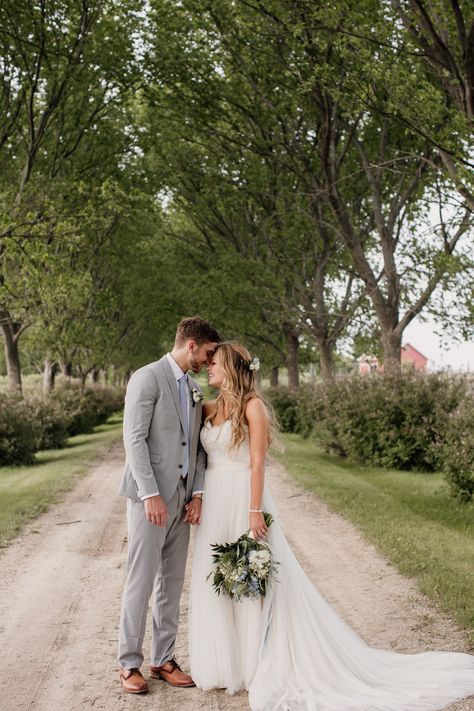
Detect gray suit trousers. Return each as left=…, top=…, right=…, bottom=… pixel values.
left=118, top=479, right=189, bottom=668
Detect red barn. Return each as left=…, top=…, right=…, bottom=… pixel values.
left=401, top=343, right=428, bottom=371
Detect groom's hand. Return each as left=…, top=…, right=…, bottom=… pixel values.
left=184, top=496, right=202, bottom=525
left=144, top=495, right=168, bottom=527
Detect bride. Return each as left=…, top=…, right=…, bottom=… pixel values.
left=188, top=341, right=474, bottom=711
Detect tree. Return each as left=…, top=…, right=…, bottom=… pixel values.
left=237, top=0, right=473, bottom=372
left=143, top=0, right=367, bottom=382
left=0, top=0, right=144, bottom=389
left=390, top=1, right=474, bottom=209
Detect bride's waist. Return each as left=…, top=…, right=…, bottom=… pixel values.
left=205, top=458, right=250, bottom=471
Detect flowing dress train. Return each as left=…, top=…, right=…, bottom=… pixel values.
left=189, top=420, right=474, bottom=711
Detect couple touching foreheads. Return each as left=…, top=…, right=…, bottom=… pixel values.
left=118, top=317, right=474, bottom=711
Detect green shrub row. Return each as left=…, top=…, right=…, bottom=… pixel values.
left=266, top=373, right=474, bottom=502
left=0, top=385, right=124, bottom=466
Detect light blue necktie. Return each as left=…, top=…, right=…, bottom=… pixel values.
left=178, top=374, right=189, bottom=477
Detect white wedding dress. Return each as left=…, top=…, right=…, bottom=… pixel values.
left=189, top=420, right=474, bottom=711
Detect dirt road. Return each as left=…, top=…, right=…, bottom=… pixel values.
left=0, top=443, right=472, bottom=711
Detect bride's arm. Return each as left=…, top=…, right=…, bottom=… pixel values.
left=246, top=397, right=269, bottom=540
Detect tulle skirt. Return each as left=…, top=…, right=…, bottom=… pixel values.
left=189, top=459, right=263, bottom=693
left=189, top=461, right=474, bottom=710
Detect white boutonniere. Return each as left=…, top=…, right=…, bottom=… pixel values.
left=191, top=388, right=204, bottom=406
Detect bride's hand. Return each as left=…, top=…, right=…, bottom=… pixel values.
left=249, top=511, right=267, bottom=540
left=184, top=496, right=202, bottom=525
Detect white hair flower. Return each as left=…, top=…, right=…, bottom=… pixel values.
left=249, top=357, right=260, bottom=372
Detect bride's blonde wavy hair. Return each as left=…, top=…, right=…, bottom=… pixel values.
left=207, top=341, right=277, bottom=450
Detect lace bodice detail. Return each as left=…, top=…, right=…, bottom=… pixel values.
left=200, top=420, right=250, bottom=466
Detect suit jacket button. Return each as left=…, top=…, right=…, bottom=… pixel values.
left=178, top=464, right=183, bottom=469
left=182, top=442, right=186, bottom=446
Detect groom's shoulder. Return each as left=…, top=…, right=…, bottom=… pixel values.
left=128, top=357, right=167, bottom=387
left=143, top=355, right=168, bottom=373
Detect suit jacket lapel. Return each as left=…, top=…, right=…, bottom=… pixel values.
left=188, top=383, right=198, bottom=445
left=160, top=357, right=187, bottom=432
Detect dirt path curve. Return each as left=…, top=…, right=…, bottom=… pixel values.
left=0, top=443, right=472, bottom=711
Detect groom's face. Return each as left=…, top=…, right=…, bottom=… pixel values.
left=187, top=340, right=218, bottom=373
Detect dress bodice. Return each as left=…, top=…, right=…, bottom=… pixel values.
left=200, top=419, right=250, bottom=467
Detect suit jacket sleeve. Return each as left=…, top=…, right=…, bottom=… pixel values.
left=123, top=367, right=160, bottom=499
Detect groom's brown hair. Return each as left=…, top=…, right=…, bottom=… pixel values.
left=175, top=316, right=220, bottom=345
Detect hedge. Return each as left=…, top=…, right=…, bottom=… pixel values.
left=0, top=385, right=124, bottom=466
left=0, top=393, right=42, bottom=465
left=265, top=373, right=474, bottom=502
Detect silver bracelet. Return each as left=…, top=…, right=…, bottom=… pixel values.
left=249, top=509, right=263, bottom=513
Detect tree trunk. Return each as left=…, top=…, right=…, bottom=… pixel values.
left=0, top=312, right=23, bottom=392
left=42, top=358, right=58, bottom=393
left=319, top=340, right=335, bottom=382
left=59, top=360, right=73, bottom=382
left=270, top=366, right=279, bottom=387
left=92, top=368, right=100, bottom=383
left=286, top=330, right=299, bottom=392
left=381, top=329, right=402, bottom=375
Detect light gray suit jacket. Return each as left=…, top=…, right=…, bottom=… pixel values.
left=119, top=356, right=206, bottom=504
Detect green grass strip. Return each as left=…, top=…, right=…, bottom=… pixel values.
left=276, top=433, right=474, bottom=639
left=0, top=415, right=123, bottom=547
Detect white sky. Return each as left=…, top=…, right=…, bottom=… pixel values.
left=404, top=317, right=474, bottom=372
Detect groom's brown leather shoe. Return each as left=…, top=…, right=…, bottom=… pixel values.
left=119, top=667, right=148, bottom=694
left=150, top=658, right=195, bottom=687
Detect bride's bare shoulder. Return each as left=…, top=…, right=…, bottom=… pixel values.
left=245, top=396, right=268, bottom=421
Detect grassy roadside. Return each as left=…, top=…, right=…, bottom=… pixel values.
left=276, top=433, right=474, bottom=640
left=0, top=415, right=123, bottom=547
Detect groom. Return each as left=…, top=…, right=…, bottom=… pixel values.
left=118, top=316, right=220, bottom=694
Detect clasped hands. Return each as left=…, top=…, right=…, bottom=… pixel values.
left=184, top=496, right=202, bottom=525
left=144, top=495, right=202, bottom=527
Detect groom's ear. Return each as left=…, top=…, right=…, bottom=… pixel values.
left=187, top=339, right=200, bottom=356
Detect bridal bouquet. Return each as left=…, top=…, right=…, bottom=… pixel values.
left=208, top=513, right=278, bottom=601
